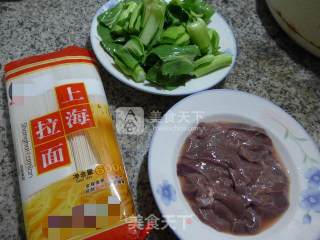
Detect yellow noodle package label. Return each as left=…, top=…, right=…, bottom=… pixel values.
left=4, top=46, right=146, bottom=240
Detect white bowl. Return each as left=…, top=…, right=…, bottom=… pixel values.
left=149, top=89, right=320, bottom=240
left=90, top=0, right=237, bottom=96
left=266, top=0, right=320, bottom=57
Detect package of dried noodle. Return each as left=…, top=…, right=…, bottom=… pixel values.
left=4, top=46, right=149, bottom=240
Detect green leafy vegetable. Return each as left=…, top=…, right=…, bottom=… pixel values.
left=146, top=45, right=200, bottom=62
left=194, top=54, right=215, bottom=68
left=100, top=41, right=120, bottom=58
left=160, top=25, right=190, bottom=45
left=161, top=26, right=185, bottom=42
left=161, top=57, right=194, bottom=76
left=146, top=62, right=162, bottom=83
left=181, top=0, right=214, bottom=23
left=114, top=36, right=127, bottom=43
left=117, top=1, right=137, bottom=26
left=167, top=2, right=189, bottom=24
left=97, top=0, right=232, bottom=90
left=124, top=36, right=145, bottom=60
left=111, top=24, right=125, bottom=35
left=193, top=53, right=232, bottom=77
left=166, top=0, right=214, bottom=23
left=134, top=15, right=142, bottom=33
left=208, top=28, right=220, bottom=54
left=115, top=48, right=138, bottom=70
left=175, top=33, right=190, bottom=45
left=114, top=47, right=146, bottom=82
left=140, top=0, right=166, bottom=46
left=97, top=24, right=113, bottom=43
left=98, top=2, right=124, bottom=28
left=114, top=55, right=132, bottom=75
left=129, top=2, right=143, bottom=33
left=187, top=18, right=211, bottom=54
left=146, top=62, right=189, bottom=90
left=132, top=65, right=146, bottom=82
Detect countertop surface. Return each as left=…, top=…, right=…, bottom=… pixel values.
left=0, top=0, right=319, bottom=239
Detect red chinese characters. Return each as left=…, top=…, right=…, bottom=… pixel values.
left=31, top=112, right=70, bottom=174
left=55, top=83, right=89, bottom=109
left=30, top=112, right=64, bottom=146
left=61, top=104, right=95, bottom=134
left=57, top=83, right=95, bottom=134
left=34, top=137, right=71, bottom=174
left=30, top=82, right=95, bottom=175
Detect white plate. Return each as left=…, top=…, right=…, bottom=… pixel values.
left=148, top=89, right=320, bottom=240
left=90, top=0, right=237, bottom=96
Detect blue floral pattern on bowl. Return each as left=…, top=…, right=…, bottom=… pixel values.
left=274, top=119, right=320, bottom=225
left=157, top=180, right=176, bottom=206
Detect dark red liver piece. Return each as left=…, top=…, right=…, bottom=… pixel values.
left=178, top=122, right=289, bottom=235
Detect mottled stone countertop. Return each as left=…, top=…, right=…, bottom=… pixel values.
left=0, top=0, right=319, bottom=239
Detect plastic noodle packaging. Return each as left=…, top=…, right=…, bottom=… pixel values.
left=4, top=46, right=150, bottom=240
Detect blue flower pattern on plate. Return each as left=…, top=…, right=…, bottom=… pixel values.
left=157, top=180, right=176, bottom=206
left=301, top=168, right=320, bottom=224
left=301, top=189, right=320, bottom=212
left=306, top=168, right=320, bottom=188
left=303, top=213, right=312, bottom=224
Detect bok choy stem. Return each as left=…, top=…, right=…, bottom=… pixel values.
left=140, top=0, right=166, bottom=46
left=193, top=53, right=232, bottom=77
